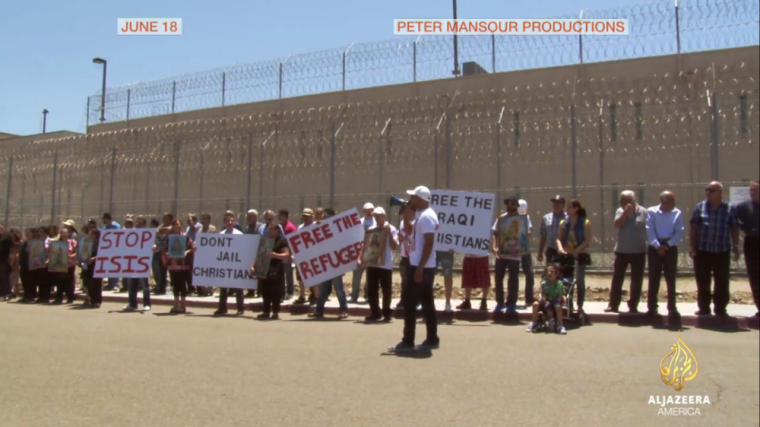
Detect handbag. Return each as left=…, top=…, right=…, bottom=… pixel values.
left=577, top=252, right=592, bottom=266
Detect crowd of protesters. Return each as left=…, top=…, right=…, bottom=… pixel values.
left=0, top=180, right=757, bottom=337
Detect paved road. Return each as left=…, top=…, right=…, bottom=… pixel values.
left=1, top=302, right=758, bottom=427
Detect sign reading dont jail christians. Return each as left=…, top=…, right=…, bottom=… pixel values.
left=288, top=208, right=365, bottom=289
left=430, top=190, right=496, bottom=256
left=193, top=234, right=261, bottom=289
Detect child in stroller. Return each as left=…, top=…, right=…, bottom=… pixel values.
left=526, top=265, right=567, bottom=335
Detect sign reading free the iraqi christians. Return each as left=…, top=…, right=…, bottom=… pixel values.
left=429, top=190, right=496, bottom=256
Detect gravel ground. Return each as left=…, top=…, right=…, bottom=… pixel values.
left=1, top=301, right=758, bottom=427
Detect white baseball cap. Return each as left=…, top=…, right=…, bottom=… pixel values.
left=373, top=206, right=386, bottom=215
left=363, top=202, right=375, bottom=210
left=518, top=199, right=528, bottom=214
left=406, top=185, right=431, bottom=202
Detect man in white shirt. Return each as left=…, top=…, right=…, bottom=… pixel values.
left=214, top=212, right=245, bottom=316
left=350, top=202, right=377, bottom=303
left=491, top=196, right=523, bottom=315
left=390, top=186, right=440, bottom=352
left=360, top=207, right=399, bottom=322
left=645, top=191, right=685, bottom=317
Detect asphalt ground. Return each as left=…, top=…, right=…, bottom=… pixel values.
left=1, top=302, right=758, bottom=427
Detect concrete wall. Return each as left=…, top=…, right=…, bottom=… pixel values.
left=2, top=47, right=758, bottom=253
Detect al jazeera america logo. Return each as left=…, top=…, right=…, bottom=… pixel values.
left=649, top=332, right=711, bottom=416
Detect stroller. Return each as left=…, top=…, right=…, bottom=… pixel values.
left=534, top=254, right=586, bottom=332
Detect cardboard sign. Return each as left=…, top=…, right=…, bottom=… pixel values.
left=287, top=208, right=365, bottom=288
left=193, top=233, right=260, bottom=290
left=93, top=229, right=156, bottom=278
left=430, top=189, right=496, bottom=255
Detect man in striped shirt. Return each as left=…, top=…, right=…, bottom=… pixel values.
left=689, top=181, right=740, bottom=317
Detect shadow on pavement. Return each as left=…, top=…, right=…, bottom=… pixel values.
left=380, top=349, right=433, bottom=359
left=185, top=313, right=254, bottom=320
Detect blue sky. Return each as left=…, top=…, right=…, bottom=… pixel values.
left=0, top=0, right=669, bottom=135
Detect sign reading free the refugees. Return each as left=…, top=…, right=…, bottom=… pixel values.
left=287, top=208, right=365, bottom=288
left=193, top=234, right=261, bottom=290
left=430, top=190, right=496, bottom=256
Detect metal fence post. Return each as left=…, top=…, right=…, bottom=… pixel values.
left=258, top=139, right=264, bottom=211
left=496, top=107, right=504, bottom=202
left=491, top=34, right=496, bottom=73
left=379, top=119, right=391, bottom=202
left=171, top=81, right=177, bottom=114
left=109, top=148, right=117, bottom=215
left=199, top=150, right=205, bottom=214
left=675, top=0, right=682, bottom=69
left=445, top=113, right=452, bottom=188
left=4, top=158, right=13, bottom=226
left=20, top=175, right=26, bottom=229
left=329, top=122, right=337, bottom=209
left=126, top=89, right=131, bottom=122
left=413, top=38, right=418, bottom=82
left=222, top=72, right=227, bottom=107
left=598, top=105, right=607, bottom=252
left=246, top=133, right=253, bottom=210
left=173, top=141, right=181, bottom=216
left=51, top=151, right=58, bottom=223
left=86, top=97, right=90, bottom=129
left=145, top=160, right=151, bottom=214
left=571, top=103, right=579, bottom=199
left=99, top=158, right=104, bottom=215
left=710, top=92, right=720, bottom=181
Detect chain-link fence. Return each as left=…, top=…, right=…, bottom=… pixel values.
left=83, top=0, right=760, bottom=125
left=3, top=58, right=759, bottom=270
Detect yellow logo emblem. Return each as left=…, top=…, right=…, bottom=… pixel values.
left=660, top=332, right=699, bottom=391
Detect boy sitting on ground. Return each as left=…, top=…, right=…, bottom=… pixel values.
left=526, top=265, right=567, bottom=335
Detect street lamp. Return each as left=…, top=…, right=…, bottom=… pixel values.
left=42, top=109, right=49, bottom=134
left=452, top=0, right=460, bottom=77
left=92, top=57, right=107, bottom=123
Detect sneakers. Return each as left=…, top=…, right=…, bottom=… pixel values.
left=505, top=304, right=518, bottom=315
left=388, top=341, right=415, bottom=352
left=492, top=304, right=504, bottom=314
left=558, top=326, right=567, bottom=335
left=444, top=302, right=452, bottom=313
left=123, top=305, right=137, bottom=312
left=525, top=322, right=537, bottom=332
left=143, top=306, right=151, bottom=311
left=417, top=340, right=440, bottom=350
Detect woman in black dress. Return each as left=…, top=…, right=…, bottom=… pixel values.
left=256, top=223, right=290, bottom=320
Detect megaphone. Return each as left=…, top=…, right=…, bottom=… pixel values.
left=389, top=196, right=408, bottom=207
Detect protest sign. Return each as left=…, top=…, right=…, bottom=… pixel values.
left=287, top=208, right=365, bottom=288
left=193, top=234, right=261, bottom=290
left=93, top=229, right=156, bottom=278
left=730, top=187, right=750, bottom=204
left=430, top=190, right=496, bottom=256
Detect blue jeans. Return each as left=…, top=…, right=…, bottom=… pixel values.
left=284, top=261, right=295, bottom=296
left=575, top=262, right=587, bottom=310
left=494, top=258, right=521, bottom=307
left=350, top=267, right=366, bottom=301
left=127, top=278, right=151, bottom=308
left=316, top=275, right=348, bottom=315
left=521, top=253, right=535, bottom=303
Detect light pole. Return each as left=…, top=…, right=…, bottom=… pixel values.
left=452, top=0, right=460, bottom=77
left=92, top=57, right=107, bottom=123
left=42, top=109, right=49, bottom=133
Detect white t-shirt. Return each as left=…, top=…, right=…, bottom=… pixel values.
left=220, top=228, right=243, bottom=235
left=363, top=217, right=376, bottom=230
left=410, top=207, right=438, bottom=268
left=491, top=215, right=521, bottom=261
left=298, top=222, right=314, bottom=230
left=368, top=223, right=398, bottom=270
left=398, top=220, right=411, bottom=258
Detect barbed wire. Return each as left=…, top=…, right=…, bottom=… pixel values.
left=84, top=0, right=759, bottom=124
